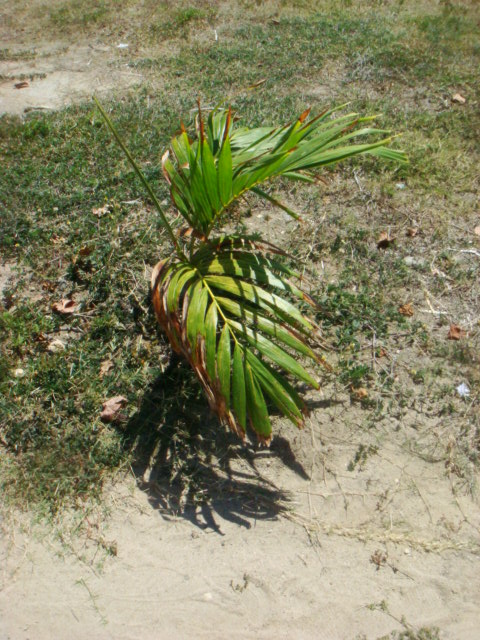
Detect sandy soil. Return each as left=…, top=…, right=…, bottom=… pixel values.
left=1, top=401, right=480, bottom=640
left=0, top=42, right=143, bottom=116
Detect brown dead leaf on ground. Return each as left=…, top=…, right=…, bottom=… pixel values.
left=406, top=227, right=418, bottom=237
left=14, top=81, right=29, bottom=89
left=99, top=359, right=114, bottom=378
left=100, top=396, right=127, bottom=423
left=42, top=281, right=57, bottom=292
left=377, top=232, right=395, bottom=249
left=52, top=299, right=77, bottom=314
left=248, top=78, right=266, bottom=88
left=398, top=303, right=414, bottom=317
left=352, top=387, right=369, bottom=401
left=452, top=93, right=466, bottom=104
left=447, top=324, right=467, bottom=340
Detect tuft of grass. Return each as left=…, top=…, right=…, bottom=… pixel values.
left=47, top=0, right=109, bottom=29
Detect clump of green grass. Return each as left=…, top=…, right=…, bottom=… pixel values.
left=149, top=5, right=217, bottom=40
left=47, top=0, right=109, bottom=29
left=0, top=48, right=37, bottom=61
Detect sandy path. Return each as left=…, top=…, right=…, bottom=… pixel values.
left=2, top=409, right=479, bottom=640
left=0, top=42, right=143, bottom=117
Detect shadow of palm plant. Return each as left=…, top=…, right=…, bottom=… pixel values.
left=122, top=352, right=309, bottom=532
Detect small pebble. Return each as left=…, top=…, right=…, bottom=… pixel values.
left=404, top=256, right=424, bottom=267
left=47, top=339, right=66, bottom=353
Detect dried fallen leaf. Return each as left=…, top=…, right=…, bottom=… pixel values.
left=100, top=396, right=128, bottom=423
left=406, top=227, right=418, bottom=237
left=42, top=281, right=57, bottom=292
left=370, top=549, right=388, bottom=570
left=271, top=18, right=280, bottom=25
left=377, top=347, right=388, bottom=358
left=398, top=303, right=414, bottom=317
left=14, top=81, right=29, bottom=89
left=474, top=226, right=480, bottom=237
left=377, top=231, right=395, bottom=249
left=248, top=78, right=266, bottom=89
left=452, top=93, right=466, bottom=104
left=92, top=204, right=111, bottom=217
left=447, top=324, right=466, bottom=340
left=352, top=387, right=369, bottom=400
left=52, top=299, right=77, bottom=315
left=99, top=359, right=114, bottom=378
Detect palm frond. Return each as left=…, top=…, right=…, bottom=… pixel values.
left=151, top=238, right=324, bottom=443
left=162, top=105, right=407, bottom=235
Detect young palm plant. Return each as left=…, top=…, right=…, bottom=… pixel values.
left=95, top=99, right=406, bottom=443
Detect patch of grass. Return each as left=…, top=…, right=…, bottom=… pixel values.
left=47, top=0, right=109, bottom=29
left=379, top=628, right=441, bottom=640
left=150, top=5, right=217, bottom=39
left=0, top=48, right=37, bottom=61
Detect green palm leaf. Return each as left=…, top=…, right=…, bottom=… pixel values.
left=160, top=104, right=406, bottom=235
left=151, top=239, right=323, bottom=442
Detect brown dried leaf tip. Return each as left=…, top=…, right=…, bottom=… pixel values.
left=377, top=231, right=395, bottom=249
left=100, top=396, right=128, bottom=423
left=451, top=93, right=466, bottom=104
left=52, top=299, right=77, bottom=315
left=447, top=324, right=466, bottom=341
left=351, top=387, right=369, bottom=401
left=398, top=303, right=414, bottom=317
left=99, top=359, right=114, bottom=378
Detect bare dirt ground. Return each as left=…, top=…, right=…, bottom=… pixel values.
left=0, top=42, right=143, bottom=116
left=1, top=407, right=479, bottom=639
left=1, top=3, right=479, bottom=640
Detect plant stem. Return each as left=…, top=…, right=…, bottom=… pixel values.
left=93, top=97, right=185, bottom=259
